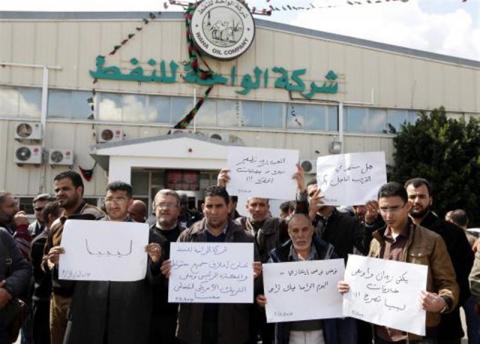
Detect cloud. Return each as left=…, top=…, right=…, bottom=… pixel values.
left=267, top=0, right=479, bottom=60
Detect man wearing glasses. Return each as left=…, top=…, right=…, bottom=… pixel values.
left=29, top=193, right=53, bottom=238
left=340, top=182, right=459, bottom=343
left=150, top=189, right=185, bottom=344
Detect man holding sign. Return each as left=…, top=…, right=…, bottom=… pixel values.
left=339, top=182, right=458, bottom=343
left=257, top=214, right=348, bottom=344
left=48, top=182, right=164, bottom=344
left=161, top=186, right=261, bottom=344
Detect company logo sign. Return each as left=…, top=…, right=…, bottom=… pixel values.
left=190, top=0, right=255, bottom=60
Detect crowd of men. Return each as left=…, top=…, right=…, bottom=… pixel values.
left=1, top=168, right=480, bottom=344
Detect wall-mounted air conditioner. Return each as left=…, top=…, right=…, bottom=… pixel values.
left=15, top=122, right=43, bottom=140
left=300, top=159, right=317, bottom=174
left=49, top=149, right=74, bottom=166
left=98, top=128, right=124, bottom=143
left=14, top=145, right=43, bottom=165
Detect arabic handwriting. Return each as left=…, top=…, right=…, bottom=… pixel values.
left=84, top=239, right=133, bottom=258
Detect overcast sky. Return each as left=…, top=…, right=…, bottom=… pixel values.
left=1, top=0, right=479, bottom=60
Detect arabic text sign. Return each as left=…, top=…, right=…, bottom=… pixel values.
left=227, top=147, right=299, bottom=200
left=90, top=56, right=340, bottom=99
left=316, top=151, right=387, bottom=206
left=263, top=259, right=345, bottom=323
left=59, top=220, right=149, bottom=282
left=168, top=242, right=254, bottom=304
left=343, top=255, right=427, bottom=336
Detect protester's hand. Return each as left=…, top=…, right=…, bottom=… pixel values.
left=160, top=259, right=172, bottom=278
left=421, top=291, right=447, bottom=313
left=217, top=168, right=230, bottom=187
left=145, top=243, right=162, bottom=263
left=253, top=261, right=262, bottom=279
left=308, top=187, right=324, bottom=220
left=13, top=211, right=29, bottom=227
left=0, top=281, right=13, bottom=309
left=364, top=200, right=380, bottom=225
left=256, top=294, right=267, bottom=307
left=337, top=280, right=350, bottom=294
left=293, top=164, right=306, bottom=193
left=473, top=238, right=480, bottom=253
left=47, top=246, right=65, bottom=268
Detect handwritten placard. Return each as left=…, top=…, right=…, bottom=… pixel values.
left=343, top=255, right=427, bottom=336
left=316, top=151, right=387, bottom=206
left=227, top=147, right=299, bottom=200
left=263, top=259, right=345, bottom=323
left=59, top=220, right=149, bottom=282
left=168, top=242, right=254, bottom=303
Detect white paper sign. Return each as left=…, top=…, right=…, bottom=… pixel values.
left=227, top=146, right=299, bottom=200
left=316, top=151, right=387, bottom=206
left=59, top=220, right=150, bottom=282
left=343, top=255, right=427, bottom=336
left=263, top=259, right=345, bottom=323
left=168, top=242, right=254, bottom=303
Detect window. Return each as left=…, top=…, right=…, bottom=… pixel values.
left=171, top=97, right=193, bottom=125
left=263, top=102, right=284, bottom=129
left=217, top=100, right=239, bottom=127
left=196, top=100, right=217, bottom=126
left=344, top=107, right=368, bottom=133
left=287, top=103, right=305, bottom=129
left=0, top=87, right=41, bottom=118
left=148, top=95, right=170, bottom=123
left=241, top=101, right=262, bottom=127
left=98, top=93, right=122, bottom=121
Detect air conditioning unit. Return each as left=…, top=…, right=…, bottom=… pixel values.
left=49, top=149, right=74, bottom=166
left=15, top=122, right=43, bottom=140
left=210, top=133, right=227, bottom=141
left=98, top=128, right=124, bottom=143
left=14, top=145, right=43, bottom=165
left=300, top=159, right=317, bottom=174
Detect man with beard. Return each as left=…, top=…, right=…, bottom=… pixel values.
left=48, top=181, right=163, bottom=344
left=405, top=178, right=473, bottom=344
left=0, top=192, right=31, bottom=257
left=43, top=171, right=104, bottom=344
left=150, top=189, right=185, bottom=344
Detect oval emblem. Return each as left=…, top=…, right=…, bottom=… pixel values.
left=190, top=0, right=255, bottom=60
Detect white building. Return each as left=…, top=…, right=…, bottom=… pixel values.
left=0, top=11, right=479, bottom=212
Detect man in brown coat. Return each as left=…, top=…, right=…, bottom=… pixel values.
left=339, top=182, right=458, bottom=343
left=43, top=171, right=104, bottom=344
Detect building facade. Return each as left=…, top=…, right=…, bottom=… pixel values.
left=0, top=11, right=479, bottom=211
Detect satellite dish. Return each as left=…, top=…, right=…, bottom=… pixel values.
left=50, top=151, right=64, bottom=163
left=16, top=123, right=33, bottom=138
left=16, top=147, right=31, bottom=161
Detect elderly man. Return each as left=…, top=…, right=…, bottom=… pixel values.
left=161, top=186, right=260, bottom=344
left=405, top=178, right=473, bottom=344
left=256, top=213, right=344, bottom=344
left=339, top=182, right=459, bottom=343
left=150, top=189, right=185, bottom=344
left=48, top=181, right=163, bottom=344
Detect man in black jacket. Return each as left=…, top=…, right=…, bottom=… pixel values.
left=405, top=177, right=474, bottom=344
left=0, top=227, right=32, bottom=343
left=150, top=189, right=185, bottom=344
left=306, top=181, right=369, bottom=260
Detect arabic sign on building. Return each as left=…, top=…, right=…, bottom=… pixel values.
left=191, top=0, right=255, bottom=60
left=90, top=56, right=339, bottom=99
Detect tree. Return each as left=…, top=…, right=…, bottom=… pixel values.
left=391, top=107, right=480, bottom=226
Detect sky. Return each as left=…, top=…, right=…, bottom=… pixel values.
left=1, top=0, right=479, bottom=61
